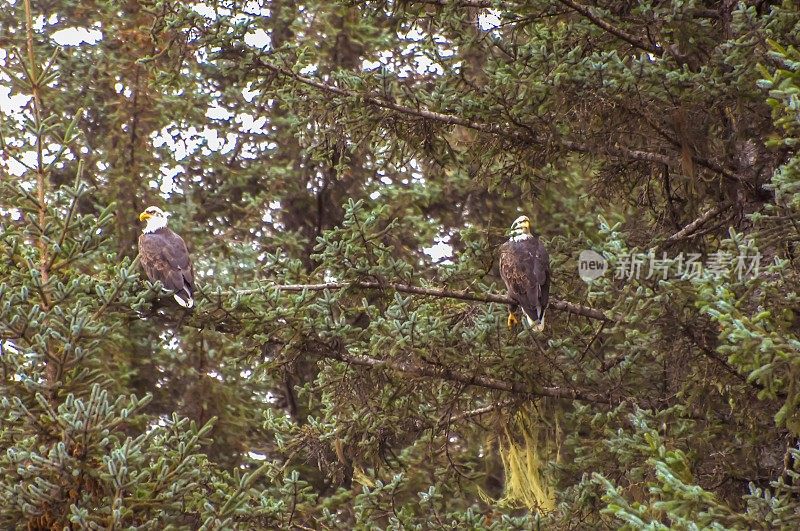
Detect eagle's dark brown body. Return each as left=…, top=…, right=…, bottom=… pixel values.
left=138, top=227, right=194, bottom=307
left=499, top=236, right=550, bottom=326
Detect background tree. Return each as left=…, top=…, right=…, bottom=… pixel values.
left=1, top=0, right=799, bottom=528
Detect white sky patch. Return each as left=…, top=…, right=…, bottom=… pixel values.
left=1, top=340, right=20, bottom=354
left=412, top=53, right=447, bottom=76
left=190, top=2, right=232, bottom=19
left=237, top=113, right=268, bottom=134
left=205, top=129, right=224, bottom=151
left=404, top=25, right=425, bottom=41
left=206, top=105, right=233, bottom=120
left=4, top=158, right=28, bottom=176
left=243, top=0, right=269, bottom=15
left=14, top=151, right=39, bottom=170
left=300, top=64, right=318, bottom=76
left=114, top=82, right=132, bottom=98
left=0, top=87, right=32, bottom=117
left=158, top=165, right=184, bottom=195
left=242, top=83, right=260, bottom=103
left=222, top=132, right=238, bottom=154
left=165, top=335, right=181, bottom=350
left=362, top=51, right=394, bottom=71
left=51, top=27, right=103, bottom=46
left=145, top=415, right=170, bottom=434
left=478, top=10, right=502, bottom=31
left=244, top=28, right=271, bottom=49
left=424, top=234, right=453, bottom=264
left=153, top=125, right=236, bottom=160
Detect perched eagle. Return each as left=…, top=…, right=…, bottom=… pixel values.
left=138, top=206, right=195, bottom=308
left=499, top=215, right=550, bottom=332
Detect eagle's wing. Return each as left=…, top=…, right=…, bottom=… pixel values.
left=499, top=241, right=521, bottom=308
left=138, top=230, right=194, bottom=306
left=499, top=238, right=549, bottom=323
left=160, top=230, right=194, bottom=293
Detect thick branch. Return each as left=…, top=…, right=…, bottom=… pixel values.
left=25, top=0, right=56, bottom=395
left=555, top=0, right=662, bottom=55
left=307, top=341, right=728, bottom=425
left=408, top=0, right=718, bottom=21
left=438, top=399, right=516, bottom=427
left=563, top=139, right=673, bottom=166
left=323, top=347, right=614, bottom=404
left=24, top=0, right=48, bottom=303
left=257, top=61, right=744, bottom=179
left=257, top=61, right=505, bottom=136
left=237, top=280, right=611, bottom=322
left=408, top=0, right=494, bottom=7
left=664, top=203, right=732, bottom=244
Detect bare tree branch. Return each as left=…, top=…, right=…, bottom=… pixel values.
left=554, top=0, right=662, bottom=55
left=438, top=398, right=516, bottom=427
left=562, top=139, right=673, bottom=166
left=406, top=0, right=494, bottom=7
left=256, top=61, right=744, bottom=180
left=664, top=203, right=732, bottom=244
left=317, top=343, right=729, bottom=425
left=232, top=280, right=612, bottom=322
left=322, top=346, right=614, bottom=403
left=257, top=61, right=505, bottom=135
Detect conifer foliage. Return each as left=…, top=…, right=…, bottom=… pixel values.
left=1, top=0, right=799, bottom=528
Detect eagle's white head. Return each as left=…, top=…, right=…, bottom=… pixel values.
left=509, top=215, right=533, bottom=241
left=139, top=206, right=170, bottom=234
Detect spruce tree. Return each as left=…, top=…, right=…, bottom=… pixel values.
left=1, top=0, right=799, bottom=529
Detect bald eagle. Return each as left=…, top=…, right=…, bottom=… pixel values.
left=138, top=206, right=195, bottom=308
left=499, top=215, right=550, bottom=332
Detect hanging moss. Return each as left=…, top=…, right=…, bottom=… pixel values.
left=482, top=405, right=559, bottom=513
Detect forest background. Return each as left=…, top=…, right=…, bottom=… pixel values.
left=1, top=0, right=799, bottom=528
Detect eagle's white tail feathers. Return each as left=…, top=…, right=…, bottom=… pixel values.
left=523, top=312, right=535, bottom=328
left=533, top=315, right=545, bottom=333
left=173, top=289, right=194, bottom=309
left=522, top=309, right=546, bottom=332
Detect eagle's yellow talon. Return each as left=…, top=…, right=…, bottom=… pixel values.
left=507, top=313, right=518, bottom=328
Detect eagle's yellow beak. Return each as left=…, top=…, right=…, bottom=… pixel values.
left=139, top=212, right=152, bottom=222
